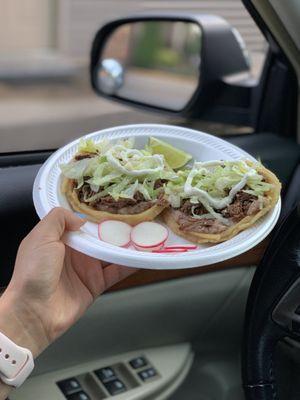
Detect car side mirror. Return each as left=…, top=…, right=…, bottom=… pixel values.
left=91, top=15, right=256, bottom=125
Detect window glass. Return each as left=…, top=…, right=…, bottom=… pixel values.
left=0, top=0, right=267, bottom=153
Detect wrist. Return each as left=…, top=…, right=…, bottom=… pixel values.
left=0, top=290, right=49, bottom=358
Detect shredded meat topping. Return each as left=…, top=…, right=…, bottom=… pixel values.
left=74, top=152, right=96, bottom=161
left=221, top=191, right=260, bottom=221
left=173, top=191, right=260, bottom=234
left=180, top=200, right=207, bottom=216
left=154, top=179, right=167, bottom=190
left=174, top=211, right=227, bottom=234
left=75, top=180, right=167, bottom=214
left=157, top=191, right=169, bottom=207
left=76, top=184, right=94, bottom=201
left=94, top=198, right=153, bottom=215
left=90, top=193, right=153, bottom=215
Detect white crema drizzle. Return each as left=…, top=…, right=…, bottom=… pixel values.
left=106, top=145, right=165, bottom=176
left=184, top=160, right=257, bottom=210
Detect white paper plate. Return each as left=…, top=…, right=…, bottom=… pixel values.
left=33, top=124, right=281, bottom=269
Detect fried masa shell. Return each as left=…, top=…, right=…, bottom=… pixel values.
left=163, top=161, right=281, bottom=244
left=61, top=177, right=167, bottom=225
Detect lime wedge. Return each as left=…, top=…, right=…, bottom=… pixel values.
left=149, top=137, right=192, bottom=169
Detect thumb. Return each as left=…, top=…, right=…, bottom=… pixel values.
left=29, top=207, right=85, bottom=243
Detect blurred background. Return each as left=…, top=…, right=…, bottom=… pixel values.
left=0, top=0, right=267, bottom=153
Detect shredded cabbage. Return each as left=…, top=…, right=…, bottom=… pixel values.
left=184, top=160, right=272, bottom=200
left=106, top=145, right=165, bottom=176
left=164, top=170, right=189, bottom=208
left=61, top=139, right=271, bottom=214
left=60, top=138, right=178, bottom=201
left=165, top=160, right=272, bottom=220
left=60, top=158, right=91, bottom=179
left=78, top=138, right=111, bottom=154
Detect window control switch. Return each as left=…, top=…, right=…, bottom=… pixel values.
left=138, top=368, right=157, bottom=381
left=129, top=356, right=147, bottom=369
left=57, top=378, right=81, bottom=395
left=94, top=366, right=116, bottom=383
left=66, top=391, right=91, bottom=400
left=104, top=379, right=126, bottom=396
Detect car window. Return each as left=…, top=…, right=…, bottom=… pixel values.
left=0, top=0, right=267, bottom=153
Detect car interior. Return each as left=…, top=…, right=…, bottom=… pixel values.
left=1, top=0, right=300, bottom=399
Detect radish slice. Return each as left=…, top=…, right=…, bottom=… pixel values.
left=98, top=220, right=132, bottom=247
left=131, top=222, right=168, bottom=252
left=164, top=245, right=198, bottom=250
left=153, top=249, right=188, bottom=253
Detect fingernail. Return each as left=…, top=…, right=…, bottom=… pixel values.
left=75, top=212, right=87, bottom=219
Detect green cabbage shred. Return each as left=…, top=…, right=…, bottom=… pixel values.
left=61, top=140, right=273, bottom=212
left=60, top=138, right=177, bottom=201
left=165, top=161, right=272, bottom=208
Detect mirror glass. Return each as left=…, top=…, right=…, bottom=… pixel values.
left=96, top=21, right=202, bottom=111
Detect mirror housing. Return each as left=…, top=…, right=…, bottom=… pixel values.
left=91, top=14, right=255, bottom=125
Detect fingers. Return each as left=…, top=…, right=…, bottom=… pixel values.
left=103, top=264, right=138, bottom=290
left=29, top=208, right=85, bottom=243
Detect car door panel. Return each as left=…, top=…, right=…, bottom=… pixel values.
left=11, top=344, right=193, bottom=400
left=10, top=267, right=254, bottom=400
